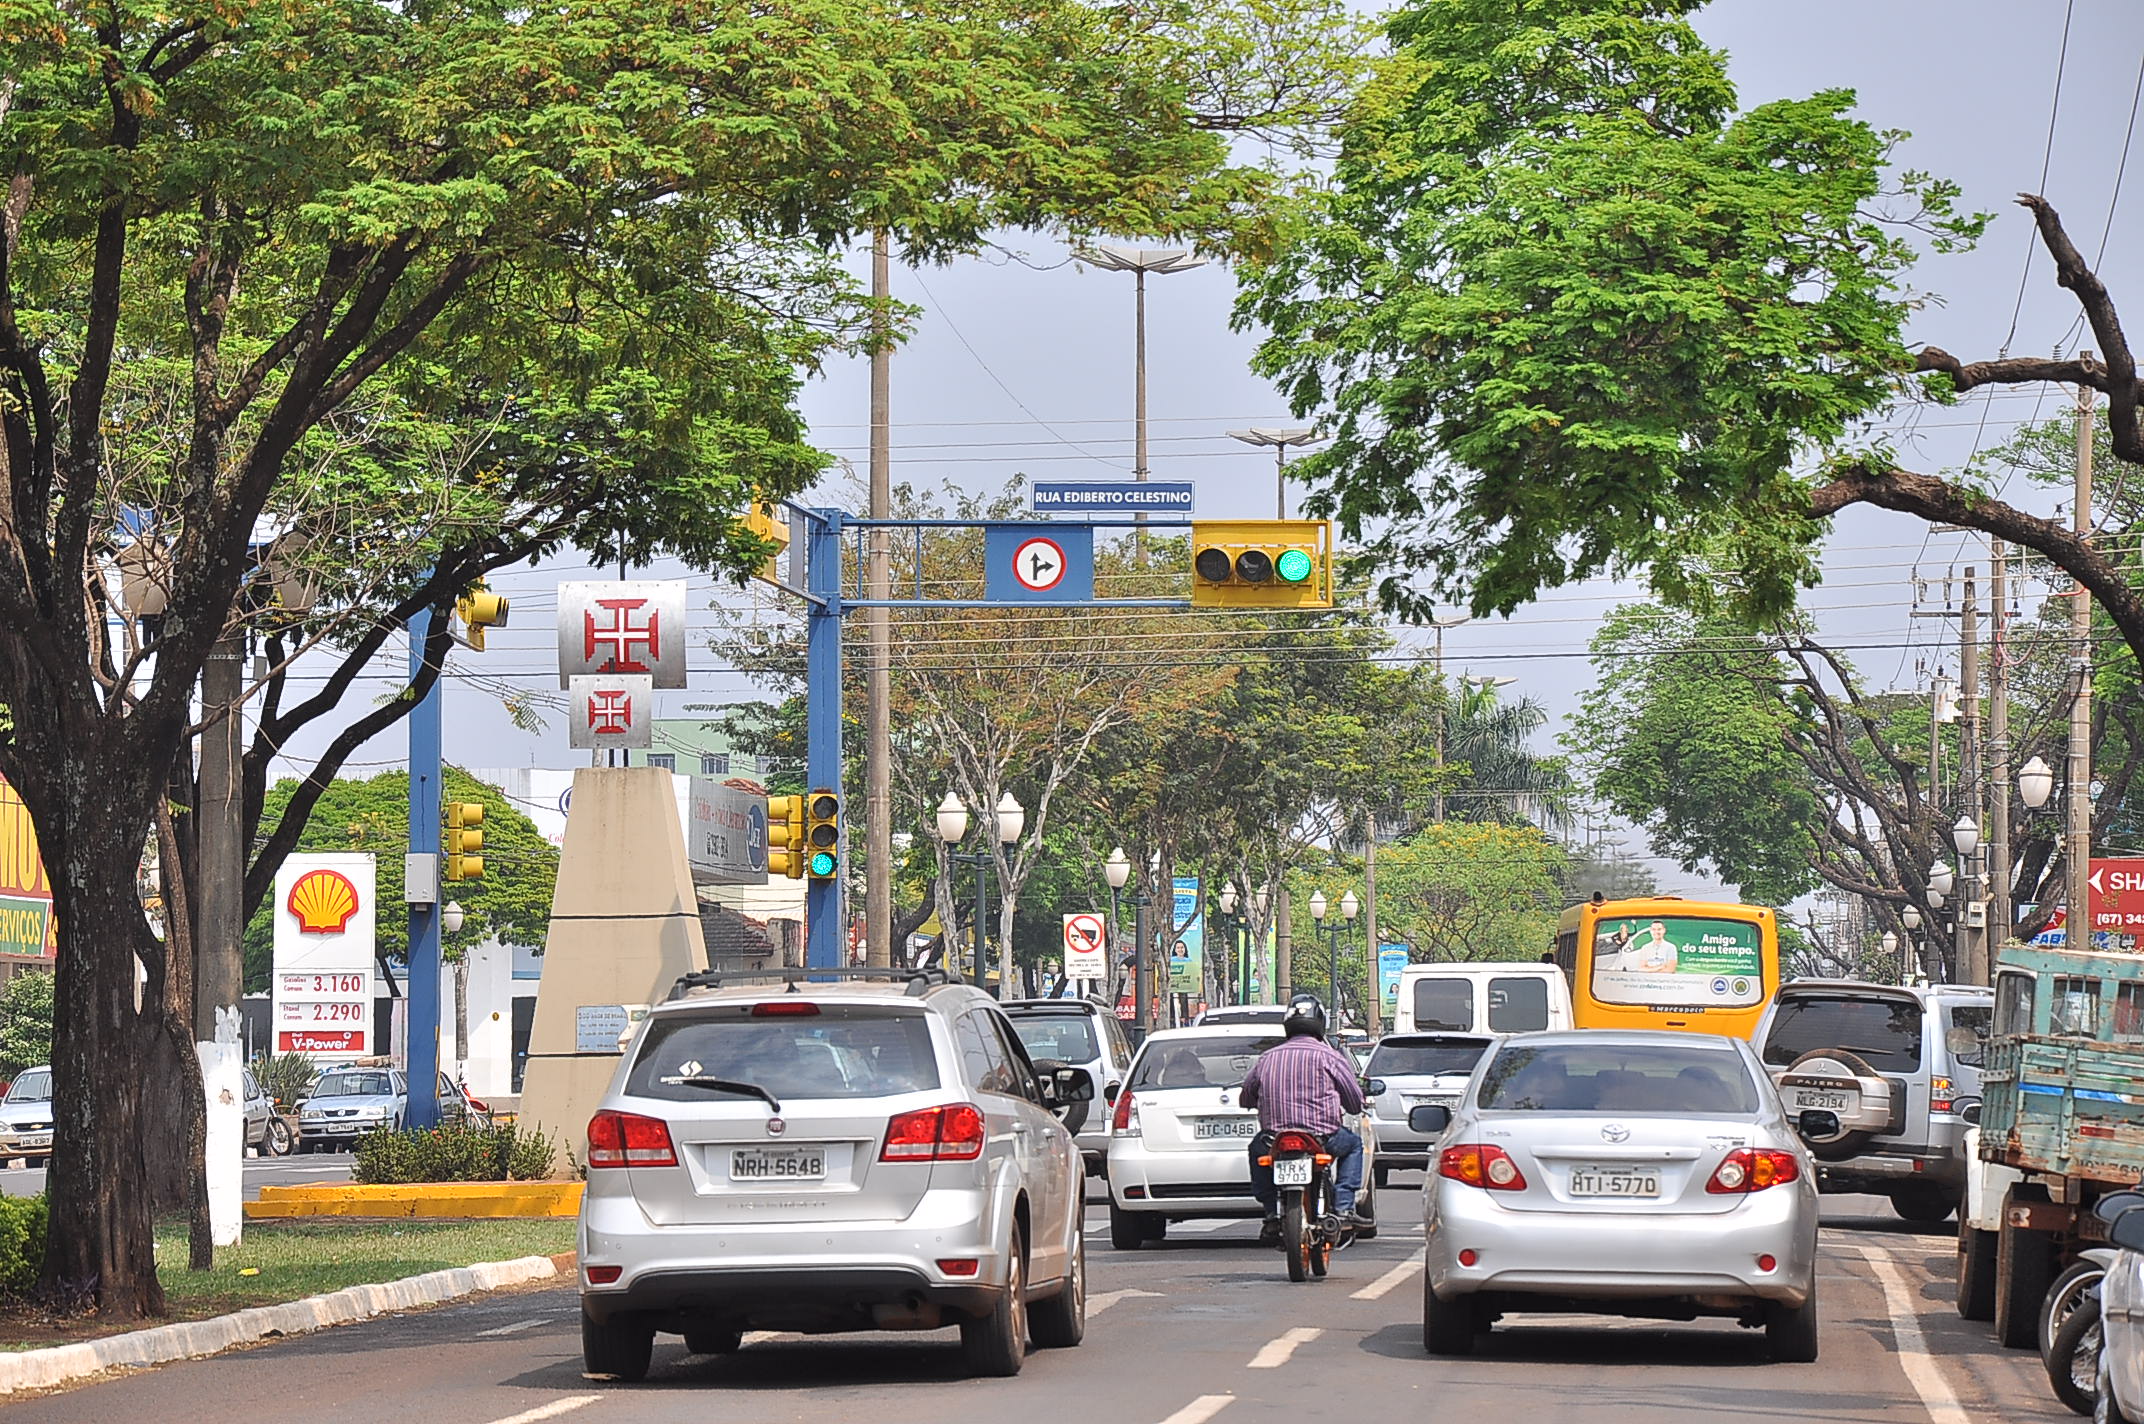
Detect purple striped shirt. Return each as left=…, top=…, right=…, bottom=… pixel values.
left=1239, top=1037, right=1363, bottom=1135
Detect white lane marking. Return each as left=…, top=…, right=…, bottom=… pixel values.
left=480, top=1397, right=600, bottom=1424
left=1246, top=1326, right=1322, bottom=1369
left=1157, top=1395, right=1235, bottom=1424
left=1352, top=1253, right=1425, bottom=1301
left=1171, top=1219, right=1237, bottom=1234
left=743, top=1331, right=785, bottom=1345
left=1849, top=1244, right=1972, bottom=1424
left=476, top=1317, right=547, bottom=1337
left=1089, top=1288, right=1163, bottom=1315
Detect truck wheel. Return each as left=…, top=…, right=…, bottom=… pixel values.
left=1996, top=1186, right=2059, bottom=1349
left=1957, top=1219, right=1998, bottom=1322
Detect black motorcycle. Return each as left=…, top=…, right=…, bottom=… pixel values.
left=1263, top=1129, right=1344, bottom=1281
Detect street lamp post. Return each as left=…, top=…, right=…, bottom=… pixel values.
left=936, top=790, right=1024, bottom=995
left=1218, top=883, right=1240, bottom=1004
left=1309, top=890, right=1328, bottom=1006
left=1076, top=244, right=1207, bottom=566
left=1105, top=846, right=1130, bottom=1005
left=1226, top=428, right=1325, bottom=518
left=1252, top=884, right=1271, bottom=1004
left=1338, top=890, right=1360, bottom=1025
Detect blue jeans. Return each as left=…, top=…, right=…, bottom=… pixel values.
left=1248, top=1125, right=1363, bottom=1216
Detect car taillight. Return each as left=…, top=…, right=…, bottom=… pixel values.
left=1112, top=1090, right=1137, bottom=1135
left=752, top=1001, right=821, bottom=1016
left=1930, top=1075, right=1954, bottom=1114
left=587, top=1110, right=678, bottom=1169
left=1438, top=1143, right=1526, bottom=1191
left=1706, top=1148, right=1800, bottom=1194
left=881, top=1103, right=987, bottom=1162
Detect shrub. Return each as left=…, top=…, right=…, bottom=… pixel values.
left=352, top=1121, right=558, bottom=1184
left=0, top=1194, right=46, bottom=1296
left=250, top=1051, right=317, bottom=1110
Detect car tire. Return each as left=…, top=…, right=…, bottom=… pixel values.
left=2050, top=1294, right=2103, bottom=1416
left=1109, top=1202, right=1145, bottom=1251
left=1892, top=1184, right=1958, bottom=1225
left=1765, top=1279, right=1820, bottom=1364
left=1421, top=1274, right=1475, bottom=1357
left=1997, top=1187, right=2060, bottom=1349
left=1958, top=1220, right=1998, bottom=1322
left=265, top=1118, right=294, bottom=1157
left=581, top=1308, right=653, bottom=1382
left=1781, top=1048, right=1885, bottom=1161
left=683, top=1327, right=742, bottom=1355
left=960, top=1225, right=1028, bottom=1378
left=1030, top=1221, right=1086, bottom=1349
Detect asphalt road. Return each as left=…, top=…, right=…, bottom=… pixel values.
left=0, top=1185, right=2068, bottom=1424
left=0, top=1152, right=354, bottom=1202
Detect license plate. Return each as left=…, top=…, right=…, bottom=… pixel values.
left=1193, top=1117, right=1258, bottom=1140
left=1789, top=1089, right=1852, bottom=1112
left=15, top=1134, right=48, bottom=1148
left=1272, top=1157, right=1314, bottom=1186
left=731, top=1147, right=827, bottom=1181
left=1569, top=1165, right=1660, bottom=1197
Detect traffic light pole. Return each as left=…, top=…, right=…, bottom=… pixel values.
left=805, top=511, right=845, bottom=971
left=405, top=603, right=445, bottom=1130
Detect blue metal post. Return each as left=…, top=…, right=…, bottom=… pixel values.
left=405, top=606, right=444, bottom=1129
left=805, top=510, right=844, bottom=969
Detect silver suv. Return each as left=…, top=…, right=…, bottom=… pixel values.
left=578, top=968, right=1094, bottom=1381
left=1000, top=998, right=1134, bottom=1177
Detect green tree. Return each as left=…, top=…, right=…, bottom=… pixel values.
left=1370, top=823, right=1568, bottom=965
left=0, top=973, right=54, bottom=1080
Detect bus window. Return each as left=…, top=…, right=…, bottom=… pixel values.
left=1412, top=979, right=1473, bottom=1032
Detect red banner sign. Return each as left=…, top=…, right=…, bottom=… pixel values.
left=2088, top=858, right=2144, bottom=934
left=279, top=1029, right=365, bottom=1054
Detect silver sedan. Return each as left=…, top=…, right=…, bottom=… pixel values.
left=1414, top=1030, right=1822, bottom=1362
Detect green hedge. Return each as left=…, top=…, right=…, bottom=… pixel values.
left=0, top=1194, right=45, bottom=1296
left=351, top=1122, right=557, bottom=1184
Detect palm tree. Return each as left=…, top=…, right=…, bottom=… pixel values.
left=1444, top=684, right=1574, bottom=832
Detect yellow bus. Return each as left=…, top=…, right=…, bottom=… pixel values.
left=1551, top=895, right=1781, bottom=1039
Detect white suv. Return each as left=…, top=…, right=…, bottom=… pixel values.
left=578, top=968, right=1093, bottom=1380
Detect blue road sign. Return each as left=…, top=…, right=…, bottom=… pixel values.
left=1032, top=481, right=1194, bottom=514
left=984, top=524, right=1095, bottom=603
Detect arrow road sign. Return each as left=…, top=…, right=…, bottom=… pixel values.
left=984, top=524, right=1095, bottom=603
left=1013, top=536, right=1067, bottom=592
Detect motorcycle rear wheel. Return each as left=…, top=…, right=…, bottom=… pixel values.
left=1283, top=1196, right=1309, bottom=1283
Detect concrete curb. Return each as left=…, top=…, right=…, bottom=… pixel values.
left=0, top=1253, right=561, bottom=1396
left=245, top=1182, right=584, bottom=1219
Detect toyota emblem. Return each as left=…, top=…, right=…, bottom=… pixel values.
left=766, top=1116, right=786, bottom=1136
left=1600, top=1122, right=1630, bottom=1143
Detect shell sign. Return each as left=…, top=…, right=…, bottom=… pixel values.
left=287, top=868, right=361, bottom=935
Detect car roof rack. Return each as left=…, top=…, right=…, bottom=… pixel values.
left=665, top=966, right=963, bottom=1001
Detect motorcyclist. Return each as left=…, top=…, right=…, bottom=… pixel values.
left=1238, top=994, right=1366, bottom=1247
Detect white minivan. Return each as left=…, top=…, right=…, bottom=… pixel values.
left=1390, top=962, right=1574, bottom=1037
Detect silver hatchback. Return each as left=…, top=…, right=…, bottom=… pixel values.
left=578, top=969, right=1092, bottom=1381
left=1364, top=1033, right=1492, bottom=1184
left=1416, top=1031, right=1822, bottom=1362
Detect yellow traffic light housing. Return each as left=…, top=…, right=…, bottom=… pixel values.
left=455, top=582, right=510, bottom=651
left=805, top=790, right=841, bottom=879
left=767, top=793, right=807, bottom=880
left=744, top=502, right=792, bottom=585
left=444, top=802, right=485, bottom=881
left=1189, top=520, right=1333, bottom=608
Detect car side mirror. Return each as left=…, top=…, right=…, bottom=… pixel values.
left=1408, top=1104, right=1451, bottom=1135
left=2112, top=1209, right=2144, bottom=1254
left=2095, top=1190, right=2144, bottom=1225
left=1795, top=1109, right=1841, bottom=1140
left=1364, top=1078, right=1388, bottom=1097
left=1054, top=1067, right=1096, bottom=1103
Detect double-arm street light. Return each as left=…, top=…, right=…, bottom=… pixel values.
left=937, top=790, right=1024, bottom=996
left=1226, top=428, right=1325, bottom=518
left=1307, top=888, right=1359, bottom=1023
left=1077, top=244, right=1206, bottom=566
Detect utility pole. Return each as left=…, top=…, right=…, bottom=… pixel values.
left=194, top=630, right=245, bottom=1038
left=1430, top=614, right=1469, bottom=821
left=1959, top=567, right=1984, bottom=984
left=2069, top=375, right=2096, bottom=949
left=865, top=232, right=893, bottom=968
left=1363, top=808, right=1381, bottom=1034
left=1988, top=537, right=2013, bottom=956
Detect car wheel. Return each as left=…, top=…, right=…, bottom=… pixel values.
left=683, top=1327, right=742, bottom=1355
left=960, top=1225, right=1028, bottom=1377
left=1109, top=1202, right=1145, bottom=1251
left=1765, top=1279, right=1820, bottom=1364
left=1421, top=1273, right=1475, bottom=1357
left=1958, top=1220, right=1998, bottom=1322
left=2045, top=1260, right=2108, bottom=1362
left=581, top=1308, right=653, bottom=1382
left=265, top=1118, right=294, bottom=1157
left=1892, top=1184, right=1957, bottom=1225
left=1997, top=1186, right=2060, bottom=1349
left=1030, top=1219, right=1086, bottom=1348
left=2049, top=1294, right=2103, bottom=1416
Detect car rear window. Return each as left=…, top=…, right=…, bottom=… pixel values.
left=1369, top=1039, right=1490, bottom=1077
left=1477, top=1043, right=1759, bottom=1113
left=315, top=1071, right=392, bottom=1097
left=1761, top=995, right=1923, bottom=1072
left=1411, top=979, right=1473, bottom=1031
left=1006, top=1014, right=1101, bottom=1063
left=1131, top=1035, right=1283, bottom=1090
left=625, top=1006, right=941, bottom=1102
left=1488, top=976, right=1551, bottom=1032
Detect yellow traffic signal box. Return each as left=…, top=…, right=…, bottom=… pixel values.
left=1189, top=520, right=1333, bottom=608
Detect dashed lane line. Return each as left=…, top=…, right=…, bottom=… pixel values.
left=1156, top=1395, right=1236, bottom=1424
left=1089, top=1289, right=1164, bottom=1315
left=1849, top=1243, right=1972, bottom=1424
left=475, top=1318, right=548, bottom=1337
left=1246, top=1326, right=1323, bottom=1369
left=1351, top=1253, right=1424, bottom=1301
left=479, top=1397, right=601, bottom=1424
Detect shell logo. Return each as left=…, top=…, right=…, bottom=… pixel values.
left=287, top=869, right=361, bottom=934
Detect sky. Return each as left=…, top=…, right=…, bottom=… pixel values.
left=279, top=0, right=2144, bottom=899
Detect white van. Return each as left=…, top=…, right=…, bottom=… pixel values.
left=1390, top=962, right=1574, bottom=1037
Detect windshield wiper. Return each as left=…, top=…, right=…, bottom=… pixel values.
left=662, top=1076, right=783, bottom=1113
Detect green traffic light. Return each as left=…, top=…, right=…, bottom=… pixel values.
left=1275, top=548, right=1314, bottom=583
left=809, top=850, right=837, bottom=877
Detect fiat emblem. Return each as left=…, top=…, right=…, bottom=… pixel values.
left=766, top=1116, right=786, bottom=1136
left=1600, top=1122, right=1630, bottom=1144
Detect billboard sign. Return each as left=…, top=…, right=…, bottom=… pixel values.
left=2089, top=859, right=2144, bottom=934
left=272, top=852, right=377, bottom=1059
left=1169, top=877, right=1204, bottom=994
left=0, top=774, right=54, bottom=958
left=688, top=777, right=769, bottom=884
left=1589, top=914, right=1765, bottom=1009
left=1379, top=946, right=1409, bottom=1008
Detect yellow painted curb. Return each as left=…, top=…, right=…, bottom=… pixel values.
left=243, top=1181, right=583, bottom=1220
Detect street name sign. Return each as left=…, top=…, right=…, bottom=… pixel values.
left=1031, top=481, right=1194, bottom=514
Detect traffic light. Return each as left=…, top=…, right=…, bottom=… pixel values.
left=455, top=581, right=510, bottom=651
left=743, top=502, right=792, bottom=585
left=444, top=802, right=485, bottom=881
left=1190, top=520, right=1333, bottom=608
left=805, top=790, right=841, bottom=879
left=767, top=794, right=807, bottom=879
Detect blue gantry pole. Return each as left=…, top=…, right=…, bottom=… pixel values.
left=405, top=604, right=444, bottom=1130
left=805, top=509, right=844, bottom=970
